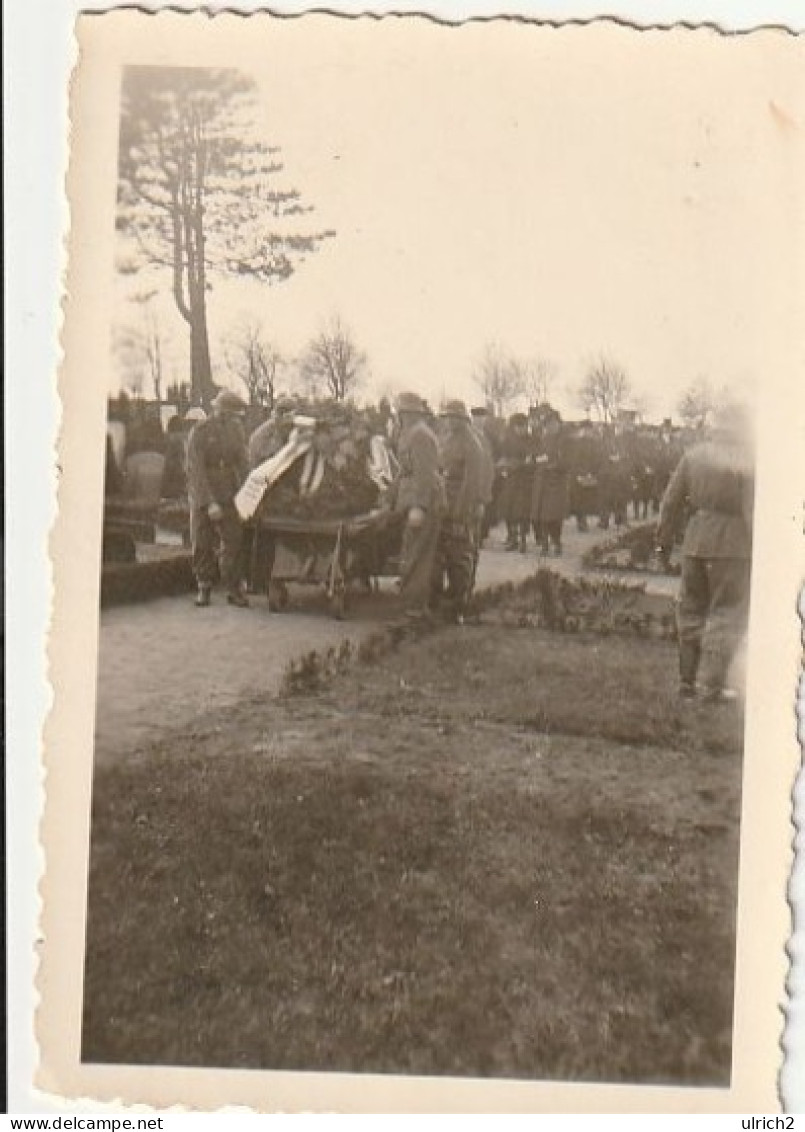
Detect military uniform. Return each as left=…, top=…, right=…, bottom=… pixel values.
left=436, top=404, right=486, bottom=618
left=470, top=417, right=496, bottom=541
left=498, top=417, right=534, bottom=551
left=530, top=420, right=570, bottom=554
left=627, top=428, right=653, bottom=521
left=568, top=425, right=601, bottom=531
left=393, top=398, right=445, bottom=616
left=186, top=408, right=249, bottom=600
left=598, top=428, right=632, bottom=529
left=657, top=428, right=754, bottom=697
left=653, top=429, right=683, bottom=513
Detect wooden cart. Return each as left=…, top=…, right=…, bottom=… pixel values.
left=255, top=509, right=404, bottom=619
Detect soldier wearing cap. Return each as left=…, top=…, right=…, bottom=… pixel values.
left=598, top=421, right=632, bottom=530
left=435, top=399, right=486, bottom=621
left=657, top=403, right=754, bottom=701
left=498, top=412, right=534, bottom=552
left=390, top=391, right=445, bottom=619
left=186, top=388, right=250, bottom=608
left=469, top=406, right=497, bottom=541
left=530, top=407, right=570, bottom=556
left=568, top=419, right=601, bottom=532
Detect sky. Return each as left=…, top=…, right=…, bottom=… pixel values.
left=113, top=18, right=802, bottom=421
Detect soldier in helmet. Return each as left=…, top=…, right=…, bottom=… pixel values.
left=186, top=388, right=250, bottom=608
left=435, top=399, right=486, bottom=621
left=657, top=403, right=754, bottom=701
left=389, top=391, right=445, bottom=620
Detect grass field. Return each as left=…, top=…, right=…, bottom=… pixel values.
left=82, top=622, right=744, bottom=1085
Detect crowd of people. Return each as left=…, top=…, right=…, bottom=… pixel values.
left=105, top=387, right=754, bottom=702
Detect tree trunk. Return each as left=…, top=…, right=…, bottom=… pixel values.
left=190, top=314, right=215, bottom=407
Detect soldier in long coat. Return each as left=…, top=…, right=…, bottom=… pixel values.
left=598, top=423, right=632, bottom=529
left=657, top=405, right=754, bottom=700
left=186, top=388, right=250, bottom=607
left=469, top=406, right=498, bottom=541
left=652, top=419, right=683, bottom=513
left=567, top=420, right=601, bottom=532
left=497, top=413, right=534, bottom=552
left=530, top=409, right=571, bottom=555
left=436, top=400, right=486, bottom=620
left=630, top=425, right=659, bottom=522
left=390, top=391, right=445, bottom=619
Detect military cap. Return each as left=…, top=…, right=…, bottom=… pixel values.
left=509, top=412, right=528, bottom=427
left=470, top=405, right=489, bottom=417
left=210, top=388, right=248, bottom=414
left=396, top=391, right=427, bottom=414
left=439, top=399, right=469, bottom=419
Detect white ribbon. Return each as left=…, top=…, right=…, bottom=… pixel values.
left=235, top=431, right=313, bottom=520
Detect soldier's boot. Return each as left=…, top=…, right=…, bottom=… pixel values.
left=678, top=640, right=701, bottom=698
left=505, top=523, right=518, bottom=551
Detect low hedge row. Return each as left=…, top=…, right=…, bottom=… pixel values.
left=280, top=568, right=677, bottom=697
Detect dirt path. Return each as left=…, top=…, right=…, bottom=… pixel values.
left=94, top=526, right=678, bottom=764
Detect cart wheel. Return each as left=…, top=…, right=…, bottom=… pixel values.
left=268, top=581, right=289, bottom=612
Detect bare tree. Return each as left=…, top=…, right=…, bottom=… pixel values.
left=299, top=315, right=367, bottom=401
left=132, top=289, right=167, bottom=402
left=224, top=320, right=284, bottom=408
left=522, top=355, right=557, bottom=409
left=577, top=355, right=631, bottom=423
left=677, top=377, right=718, bottom=430
left=473, top=342, right=525, bottom=417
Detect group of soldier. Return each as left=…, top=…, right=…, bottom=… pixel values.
left=487, top=409, right=685, bottom=555
left=180, top=385, right=754, bottom=702
left=181, top=387, right=496, bottom=621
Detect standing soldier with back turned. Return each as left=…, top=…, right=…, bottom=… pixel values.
left=656, top=403, right=754, bottom=701
left=391, top=391, right=445, bottom=620
left=436, top=399, right=486, bottom=621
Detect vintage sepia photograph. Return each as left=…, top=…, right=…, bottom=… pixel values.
left=39, top=9, right=804, bottom=1113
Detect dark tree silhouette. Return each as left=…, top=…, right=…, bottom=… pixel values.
left=472, top=342, right=525, bottom=417
left=116, top=65, right=335, bottom=406
left=578, top=355, right=631, bottom=423
left=299, top=315, right=367, bottom=401
left=225, top=320, right=284, bottom=408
